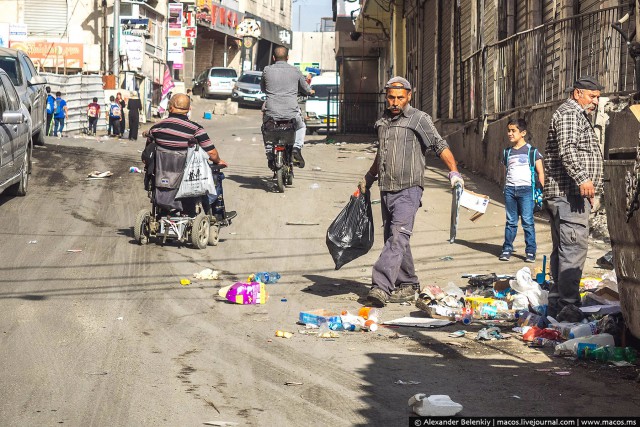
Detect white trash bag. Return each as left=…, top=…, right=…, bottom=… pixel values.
left=175, top=145, right=216, bottom=199
left=408, top=394, right=463, bottom=416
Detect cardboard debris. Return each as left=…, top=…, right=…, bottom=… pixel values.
left=459, top=190, right=490, bottom=221
left=383, top=317, right=454, bottom=328
left=87, top=170, right=113, bottom=179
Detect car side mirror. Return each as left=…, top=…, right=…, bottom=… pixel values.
left=2, top=111, right=24, bottom=124
left=232, top=78, right=237, bottom=82
left=28, top=75, right=47, bottom=86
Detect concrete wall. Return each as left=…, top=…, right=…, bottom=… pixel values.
left=240, top=0, right=291, bottom=29
left=289, top=32, right=336, bottom=72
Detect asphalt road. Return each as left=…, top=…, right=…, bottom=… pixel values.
left=1, top=100, right=638, bottom=426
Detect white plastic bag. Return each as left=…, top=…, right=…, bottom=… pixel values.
left=408, top=394, right=463, bottom=416
left=511, top=267, right=548, bottom=312
left=175, top=145, right=216, bottom=199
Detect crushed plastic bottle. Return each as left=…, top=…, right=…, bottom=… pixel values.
left=568, top=321, right=598, bottom=339
left=248, top=271, right=281, bottom=284
left=583, top=346, right=638, bottom=363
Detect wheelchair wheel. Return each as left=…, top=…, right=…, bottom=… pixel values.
left=208, top=223, right=221, bottom=246
left=191, top=212, right=210, bottom=249
left=276, top=168, right=285, bottom=193
left=134, top=209, right=150, bottom=245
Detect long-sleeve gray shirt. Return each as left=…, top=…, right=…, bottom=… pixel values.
left=261, top=61, right=312, bottom=120
left=375, top=105, right=449, bottom=192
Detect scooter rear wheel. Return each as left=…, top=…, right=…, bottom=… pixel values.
left=208, top=223, right=221, bottom=246
left=276, top=168, right=285, bottom=193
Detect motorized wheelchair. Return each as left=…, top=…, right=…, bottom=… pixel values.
left=134, top=141, right=231, bottom=249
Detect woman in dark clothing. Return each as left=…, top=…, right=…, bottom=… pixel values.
left=116, top=92, right=126, bottom=137
left=127, top=92, right=142, bottom=140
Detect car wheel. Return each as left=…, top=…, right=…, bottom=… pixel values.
left=7, top=145, right=30, bottom=197
left=34, top=129, right=45, bottom=146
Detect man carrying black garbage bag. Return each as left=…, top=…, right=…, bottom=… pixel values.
left=359, top=76, right=464, bottom=308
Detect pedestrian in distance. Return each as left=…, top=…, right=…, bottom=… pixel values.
left=52, top=91, right=68, bottom=138
left=498, top=118, right=544, bottom=263
left=127, top=92, right=142, bottom=140
left=87, top=97, right=101, bottom=136
left=359, top=76, right=465, bottom=308
left=45, top=86, right=55, bottom=136
left=108, top=95, right=122, bottom=138
left=116, top=92, right=126, bottom=137
left=544, top=76, right=604, bottom=319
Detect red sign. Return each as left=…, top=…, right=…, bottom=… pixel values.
left=185, top=27, right=197, bottom=38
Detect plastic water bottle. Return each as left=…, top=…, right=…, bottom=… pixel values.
left=554, top=333, right=615, bottom=356
left=249, top=271, right=281, bottom=284
left=568, top=321, right=598, bottom=339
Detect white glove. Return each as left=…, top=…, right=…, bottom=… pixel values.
left=448, top=171, right=464, bottom=189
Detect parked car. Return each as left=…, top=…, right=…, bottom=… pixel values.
left=231, top=71, right=265, bottom=107
left=192, top=67, right=238, bottom=98
left=0, top=47, right=47, bottom=145
left=0, top=68, right=32, bottom=197
left=304, top=73, right=340, bottom=134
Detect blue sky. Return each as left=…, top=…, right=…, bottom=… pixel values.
left=291, top=0, right=333, bottom=31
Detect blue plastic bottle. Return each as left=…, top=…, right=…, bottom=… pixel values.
left=249, top=271, right=281, bottom=284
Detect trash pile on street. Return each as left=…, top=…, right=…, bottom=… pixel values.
left=415, top=265, right=635, bottom=366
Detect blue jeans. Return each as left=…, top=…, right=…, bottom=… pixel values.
left=54, top=117, right=65, bottom=136
left=502, top=185, right=536, bottom=254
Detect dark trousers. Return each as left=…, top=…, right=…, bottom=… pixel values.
left=109, top=117, right=120, bottom=136
left=46, top=113, right=53, bottom=136
left=372, top=186, right=422, bottom=296
left=88, top=117, right=98, bottom=134
left=120, top=115, right=126, bottom=136
left=128, top=115, right=139, bottom=140
left=545, top=195, right=591, bottom=317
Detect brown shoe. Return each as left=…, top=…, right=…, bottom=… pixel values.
left=388, top=284, right=417, bottom=303
left=367, top=287, right=388, bottom=307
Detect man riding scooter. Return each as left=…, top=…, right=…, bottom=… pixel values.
left=261, top=46, right=313, bottom=169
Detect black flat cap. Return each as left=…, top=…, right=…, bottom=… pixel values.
left=573, top=76, right=604, bottom=91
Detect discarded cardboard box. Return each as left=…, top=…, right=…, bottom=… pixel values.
left=459, top=190, right=490, bottom=221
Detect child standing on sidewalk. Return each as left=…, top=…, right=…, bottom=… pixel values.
left=108, top=95, right=122, bottom=138
left=499, top=118, right=544, bottom=263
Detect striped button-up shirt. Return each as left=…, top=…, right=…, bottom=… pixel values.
left=261, top=61, right=312, bottom=120
left=375, top=105, right=449, bottom=192
left=149, top=113, right=215, bottom=152
left=543, top=98, right=603, bottom=198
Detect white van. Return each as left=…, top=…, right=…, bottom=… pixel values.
left=304, top=73, right=339, bottom=133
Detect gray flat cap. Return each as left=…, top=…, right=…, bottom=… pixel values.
left=573, top=76, right=604, bottom=91
left=384, top=76, right=412, bottom=90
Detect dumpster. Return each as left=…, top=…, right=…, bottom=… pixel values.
left=604, top=146, right=640, bottom=339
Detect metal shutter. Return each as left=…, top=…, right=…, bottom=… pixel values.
left=515, top=0, right=529, bottom=32
left=438, top=0, right=452, bottom=119
left=24, top=0, right=68, bottom=37
left=405, top=2, right=420, bottom=102
left=421, top=0, right=436, bottom=116
left=542, top=0, right=562, bottom=103
left=484, top=0, right=497, bottom=115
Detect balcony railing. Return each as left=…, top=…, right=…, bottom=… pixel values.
left=460, top=6, right=634, bottom=121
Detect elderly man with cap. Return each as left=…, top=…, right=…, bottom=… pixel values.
left=360, top=76, right=465, bottom=307
left=544, top=76, right=604, bottom=319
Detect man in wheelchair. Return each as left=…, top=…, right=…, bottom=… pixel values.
left=142, top=93, right=236, bottom=224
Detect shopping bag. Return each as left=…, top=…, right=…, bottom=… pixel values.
left=175, top=145, right=216, bottom=199
left=326, top=189, right=374, bottom=270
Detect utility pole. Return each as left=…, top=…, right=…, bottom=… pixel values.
left=112, top=0, right=120, bottom=86
left=102, top=0, right=108, bottom=73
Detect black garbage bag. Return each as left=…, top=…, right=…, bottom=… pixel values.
left=326, top=190, right=374, bottom=270
left=468, top=273, right=498, bottom=287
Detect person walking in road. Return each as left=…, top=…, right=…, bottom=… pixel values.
left=52, top=91, right=68, bottom=138
left=360, top=76, right=465, bottom=307
left=45, top=86, right=55, bottom=136
left=544, top=76, right=604, bottom=319
left=499, top=118, right=544, bottom=263
left=261, top=46, right=313, bottom=169
left=127, top=92, right=142, bottom=140
left=87, top=97, right=101, bottom=136
left=116, top=92, right=126, bottom=137
left=108, top=95, right=122, bottom=138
